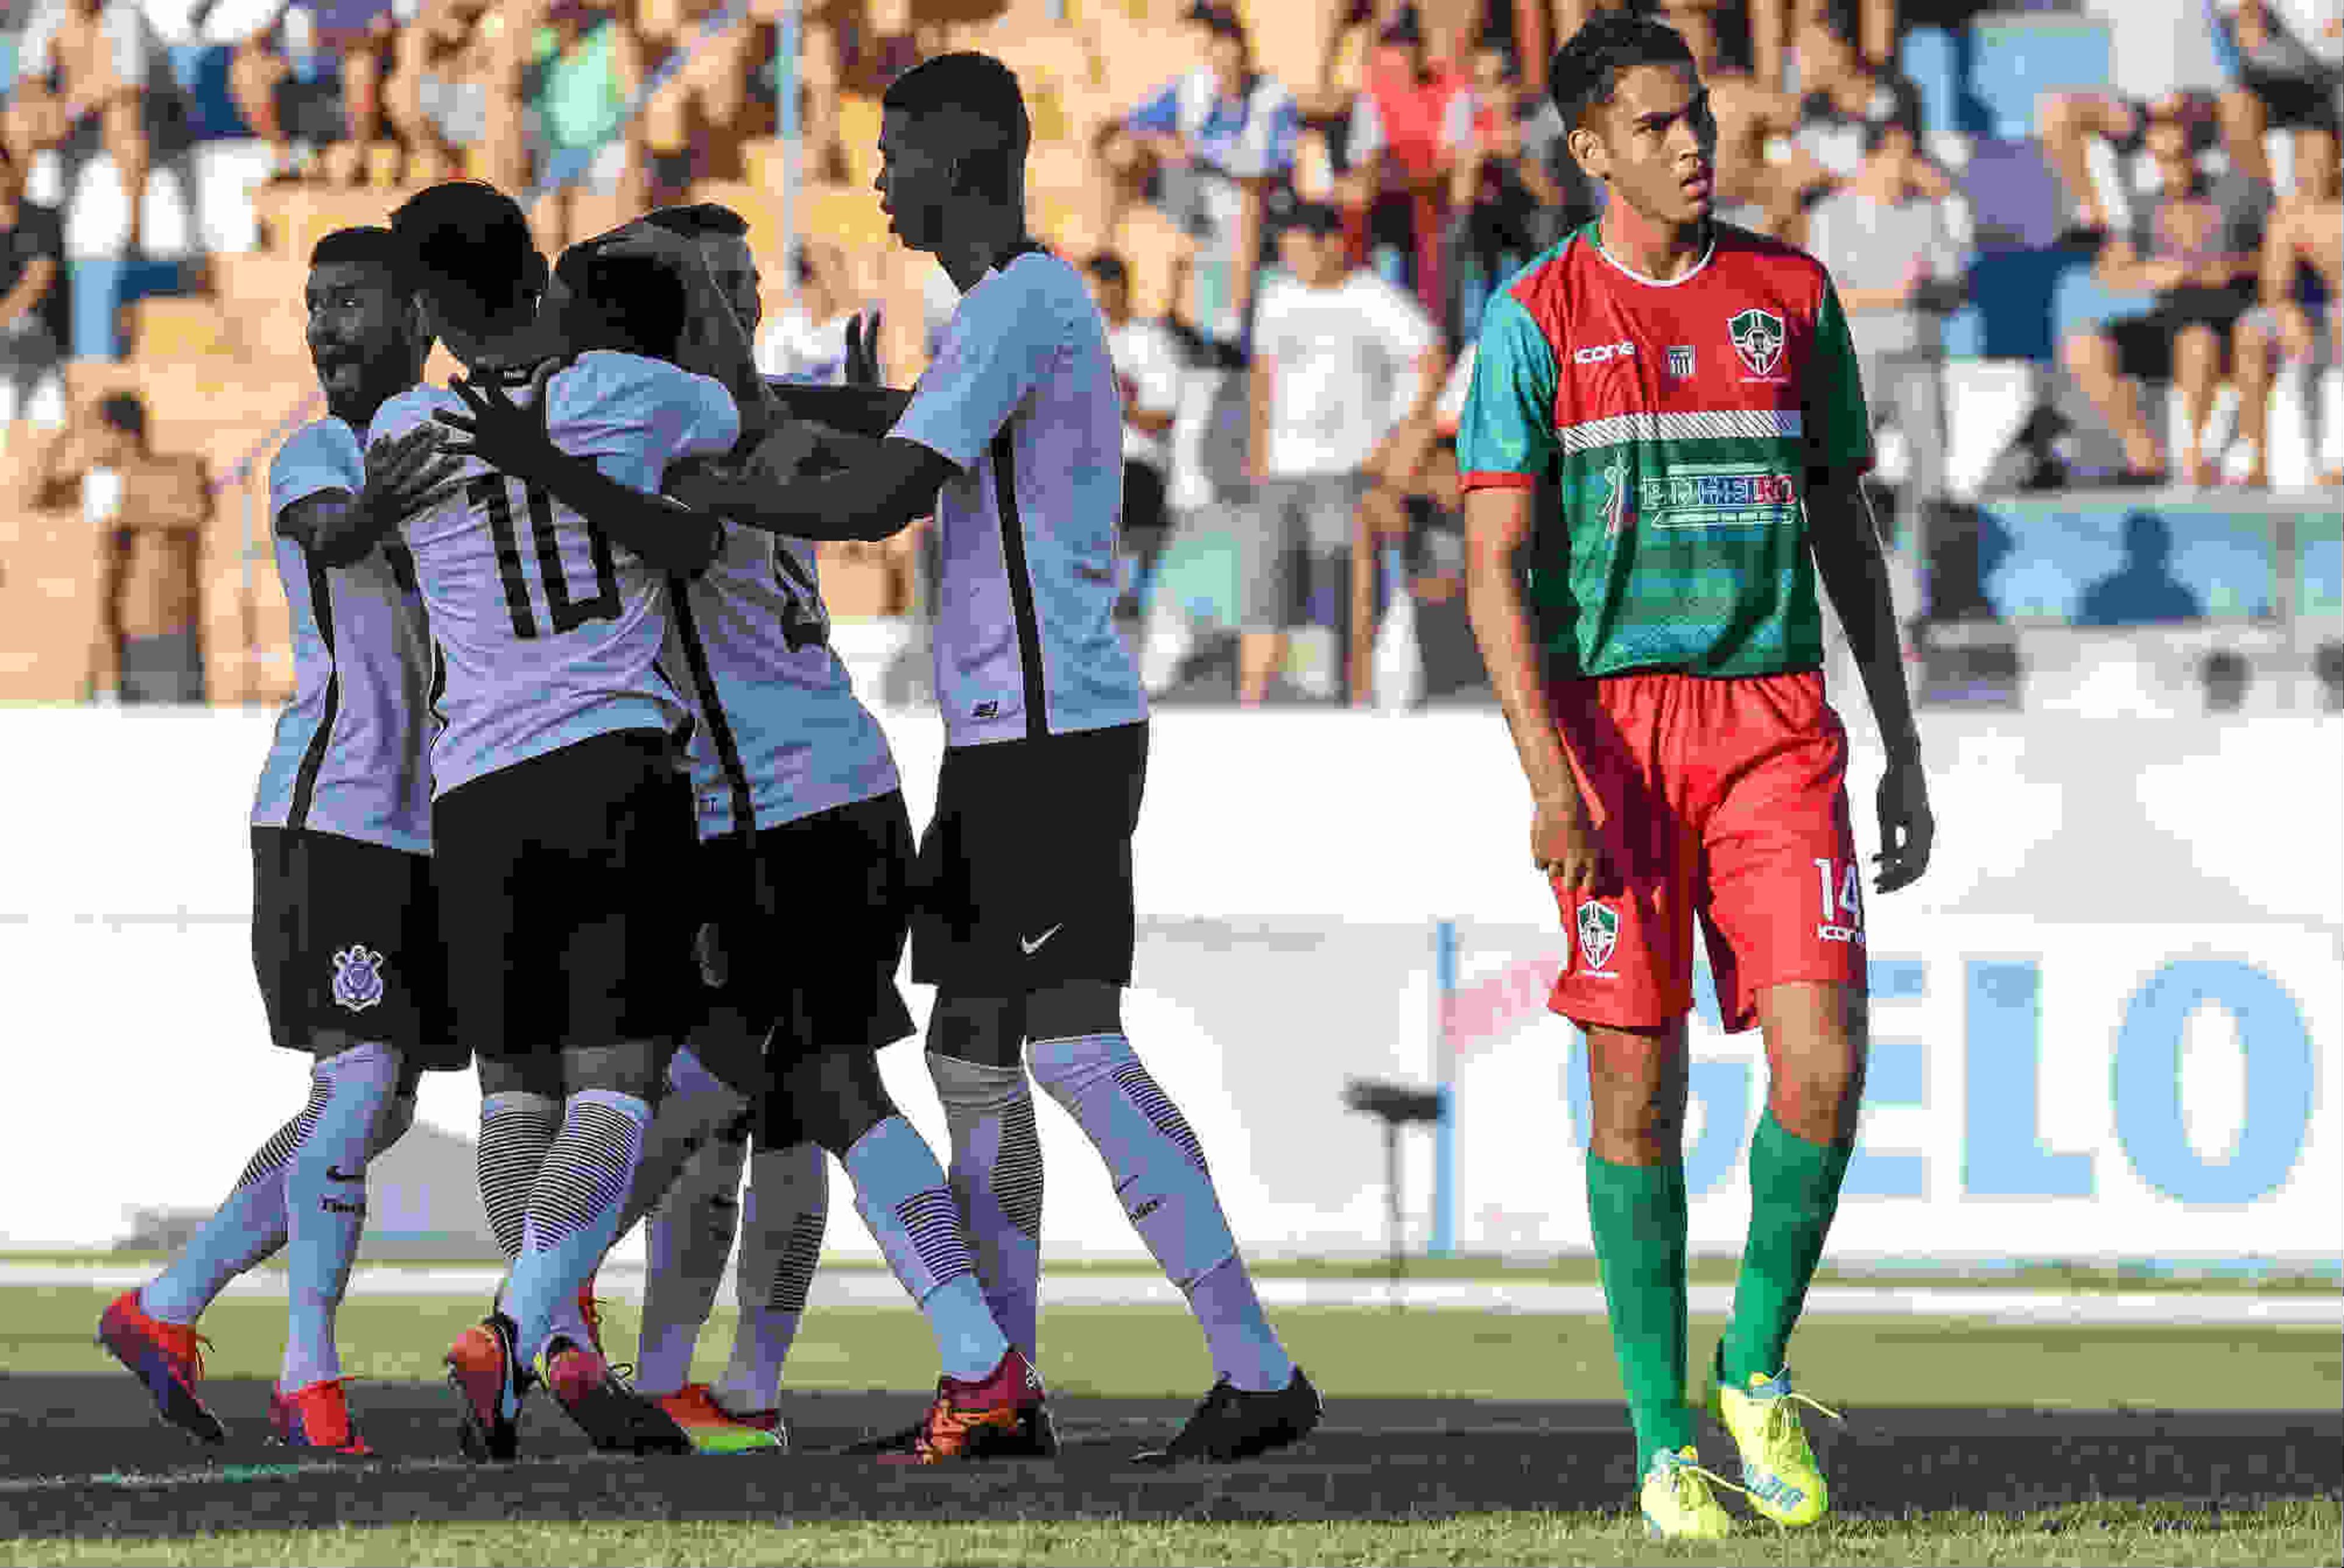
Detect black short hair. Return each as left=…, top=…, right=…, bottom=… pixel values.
left=882, top=51, right=1030, bottom=193
left=1084, top=251, right=1129, bottom=286
left=642, top=203, right=750, bottom=239
left=97, top=392, right=148, bottom=440
left=309, top=225, right=416, bottom=293
left=557, top=244, right=690, bottom=362
left=1549, top=10, right=1698, bottom=132
left=1284, top=200, right=1342, bottom=236
left=389, top=181, right=544, bottom=333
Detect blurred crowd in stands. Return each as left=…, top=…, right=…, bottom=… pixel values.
left=0, top=0, right=2338, bottom=708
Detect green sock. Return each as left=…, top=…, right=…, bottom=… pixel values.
left=1585, top=1151, right=1694, bottom=1465
left=1723, top=1111, right=1854, bottom=1387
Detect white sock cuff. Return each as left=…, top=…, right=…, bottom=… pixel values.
left=1026, top=1031, right=1135, bottom=1103
left=314, top=1039, right=402, bottom=1091
left=482, top=1090, right=559, bottom=1124
left=571, top=1086, right=652, bottom=1125
left=927, top=1052, right=1030, bottom=1113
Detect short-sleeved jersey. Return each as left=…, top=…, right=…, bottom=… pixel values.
left=251, top=415, right=438, bottom=852
left=369, top=351, right=739, bottom=795
left=1458, top=222, right=1872, bottom=679
left=891, top=245, right=1148, bottom=748
left=663, top=379, right=899, bottom=839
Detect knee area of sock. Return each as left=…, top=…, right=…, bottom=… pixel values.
left=925, top=1049, right=1029, bottom=1111
left=1026, top=1029, right=1137, bottom=1102
left=312, top=1038, right=402, bottom=1091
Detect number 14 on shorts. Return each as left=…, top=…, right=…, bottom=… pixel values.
left=1814, top=858, right=1863, bottom=944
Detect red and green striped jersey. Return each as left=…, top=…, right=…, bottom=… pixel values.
left=1457, top=221, right=1871, bottom=679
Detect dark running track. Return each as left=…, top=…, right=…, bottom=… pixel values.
left=0, top=1376, right=2336, bottom=1540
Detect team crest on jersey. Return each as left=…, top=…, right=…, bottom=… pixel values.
left=1575, top=902, right=1619, bottom=975
left=1728, top=309, right=1786, bottom=377
left=1667, top=345, right=1696, bottom=378
left=330, top=945, right=386, bottom=1012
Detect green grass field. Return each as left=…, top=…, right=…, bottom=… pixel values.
left=6, top=1287, right=2337, bottom=1566
left=10, top=1251, right=2338, bottom=1292
left=4, top=1502, right=2340, bottom=1568
left=7, top=1287, right=2339, bottom=1408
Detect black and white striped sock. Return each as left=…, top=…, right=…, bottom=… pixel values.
left=929, top=1053, right=1044, bottom=1362
left=718, top=1141, right=829, bottom=1411
left=478, top=1092, right=560, bottom=1263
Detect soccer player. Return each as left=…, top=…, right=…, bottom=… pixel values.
left=443, top=205, right=1051, bottom=1463
left=1455, top=13, right=1936, bottom=1539
left=96, top=225, right=463, bottom=1456
left=664, top=52, right=1322, bottom=1465
left=313, top=180, right=737, bottom=1462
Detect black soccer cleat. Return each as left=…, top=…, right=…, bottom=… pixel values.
left=545, top=1338, right=694, bottom=1456
left=1134, top=1368, right=1322, bottom=1464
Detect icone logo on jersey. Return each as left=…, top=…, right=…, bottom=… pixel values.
left=1572, top=341, right=1636, bottom=365
left=1728, top=309, right=1787, bottom=377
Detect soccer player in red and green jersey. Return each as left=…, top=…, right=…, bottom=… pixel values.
left=1456, top=12, right=1935, bottom=1541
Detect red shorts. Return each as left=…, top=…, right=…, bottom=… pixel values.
left=1547, top=670, right=1865, bottom=1033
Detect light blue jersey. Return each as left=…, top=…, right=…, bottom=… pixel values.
left=367, top=351, right=739, bottom=797
left=891, top=246, right=1147, bottom=748
left=250, top=416, right=436, bottom=853
left=663, top=496, right=900, bottom=837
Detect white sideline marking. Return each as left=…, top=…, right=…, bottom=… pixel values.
left=9, top=1266, right=2337, bottom=1326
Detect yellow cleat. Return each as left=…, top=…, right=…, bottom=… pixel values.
left=1639, top=1445, right=1738, bottom=1539
left=1708, top=1362, right=1840, bottom=1527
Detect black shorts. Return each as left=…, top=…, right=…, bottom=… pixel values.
left=433, top=730, right=697, bottom=1059
left=250, top=826, right=465, bottom=1069
left=685, top=789, right=919, bottom=1097
left=911, top=720, right=1147, bottom=995
left=2241, top=70, right=2339, bottom=131
left=2108, top=287, right=2257, bottom=380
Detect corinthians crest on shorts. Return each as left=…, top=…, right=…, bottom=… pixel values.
left=1728, top=308, right=1786, bottom=377
left=331, top=944, right=388, bottom=1011
left=1575, top=901, right=1619, bottom=974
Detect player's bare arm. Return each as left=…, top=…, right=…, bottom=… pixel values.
left=1462, top=485, right=1612, bottom=895
left=665, top=437, right=953, bottom=543
left=1803, top=472, right=1933, bottom=893
left=430, top=372, right=723, bottom=575
left=301, top=426, right=460, bottom=566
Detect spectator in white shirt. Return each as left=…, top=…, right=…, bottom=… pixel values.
left=1084, top=250, right=1184, bottom=621
left=1242, top=201, right=1443, bottom=706
left=1803, top=114, right=1967, bottom=519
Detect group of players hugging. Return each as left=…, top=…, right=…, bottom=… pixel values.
left=95, top=51, right=1321, bottom=1469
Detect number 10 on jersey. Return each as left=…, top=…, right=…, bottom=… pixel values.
left=468, top=474, right=621, bottom=638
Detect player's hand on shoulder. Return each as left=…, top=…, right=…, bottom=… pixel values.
left=361, top=422, right=463, bottom=518
left=433, top=366, right=563, bottom=490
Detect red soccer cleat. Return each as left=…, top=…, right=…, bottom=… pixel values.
left=96, top=1290, right=225, bottom=1445
left=874, top=1348, right=1052, bottom=1464
left=269, top=1378, right=374, bottom=1457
